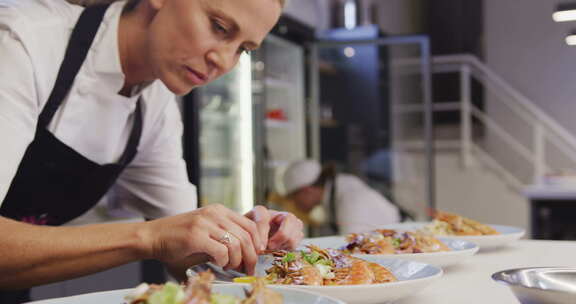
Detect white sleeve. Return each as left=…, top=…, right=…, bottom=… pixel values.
left=0, top=28, right=39, bottom=206
left=336, top=183, right=400, bottom=234
left=113, top=99, right=197, bottom=219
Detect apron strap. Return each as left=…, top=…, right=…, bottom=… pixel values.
left=38, top=4, right=111, bottom=128
left=36, top=3, right=142, bottom=167
left=328, top=173, right=339, bottom=234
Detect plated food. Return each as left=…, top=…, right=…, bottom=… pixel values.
left=26, top=275, right=346, bottom=304
left=302, top=234, right=478, bottom=268
left=197, top=247, right=443, bottom=304
left=254, top=256, right=441, bottom=304
left=343, top=229, right=450, bottom=255
left=125, top=271, right=282, bottom=304
left=265, top=245, right=397, bottom=286
left=425, top=211, right=500, bottom=236
left=378, top=211, right=525, bottom=250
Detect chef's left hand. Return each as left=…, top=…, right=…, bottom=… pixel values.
left=244, top=206, right=304, bottom=251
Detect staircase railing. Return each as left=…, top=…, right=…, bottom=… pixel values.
left=431, top=54, right=576, bottom=186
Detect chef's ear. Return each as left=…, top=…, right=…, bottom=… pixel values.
left=148, top=0, right=168, bottom=11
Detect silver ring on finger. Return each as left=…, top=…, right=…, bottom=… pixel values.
left=218, top=231, right=232, bottom=245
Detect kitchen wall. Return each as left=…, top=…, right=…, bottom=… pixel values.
left=373, top=0, right=421, bottom=35
left=283, top=0, right=421, bottom=35
left=485, top=0, right=576, bottom=122
left=283, top=0, right=331, bottom=31
left=484, top=0, right=576, bottom=178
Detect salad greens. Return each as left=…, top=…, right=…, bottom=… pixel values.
left=282, top=252, right=296, bottom=263
left=210, top=294, right=241, bottom=304
left=147, top=282, right=185, bottom=304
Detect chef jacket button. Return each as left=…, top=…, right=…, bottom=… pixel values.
left=77, top=85, right=89, bottom=96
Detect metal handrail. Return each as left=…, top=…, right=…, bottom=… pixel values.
left=434, top=55, right=576, bottom=154
left=471, top=144, right=524, bottom=190
left=433, top=54, right=576, bottom=184
left=469, top=105, right=534, bottom=164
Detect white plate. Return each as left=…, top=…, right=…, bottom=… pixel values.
left=26, top=284, right=345, bottom=304
left=220, top=258, right=443, bottom=304
left=301, top=235, right=479, bottom=268
left=380, top=222, right=526, bottom=250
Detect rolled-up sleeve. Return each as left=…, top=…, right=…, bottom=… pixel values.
left=0, top=28, right=39, bottom=206
left=113, top=98, right=197, bottom=219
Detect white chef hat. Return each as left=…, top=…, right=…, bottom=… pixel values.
left=283, top=159, right=321, bottom=195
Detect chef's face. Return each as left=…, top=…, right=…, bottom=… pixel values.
left=292, top=186, right=324, bottom=213
left=146, top=0, right=281, bottom=95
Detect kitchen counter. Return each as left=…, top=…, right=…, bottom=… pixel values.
left=524, top=185, right=576, bottom=200
left=29, top=240, right=576, bottom=303
left=397, top=240, right=576, bottom=304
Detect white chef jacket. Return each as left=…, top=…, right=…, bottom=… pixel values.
left=0, top=0, right=197, bottom=219
left=331, top=174, right=400, bottom=234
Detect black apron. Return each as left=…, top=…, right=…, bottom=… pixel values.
left=328, top=174, right=339, bottom=235
left=309, top=174, right=339, bottom=237
left=0, top=4, right=143, bottom=303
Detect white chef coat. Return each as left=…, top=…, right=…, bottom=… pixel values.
left=0, top=0, right=197, bottom=219
left=330, top=174, right=400, bottom=234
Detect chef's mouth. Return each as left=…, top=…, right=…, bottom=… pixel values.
left=183, top=66, right=208, bottom=85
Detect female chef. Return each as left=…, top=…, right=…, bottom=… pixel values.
left=0, top=0, right=303, bottom=301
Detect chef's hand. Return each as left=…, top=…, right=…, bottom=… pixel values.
left=245, top=206, right=304, bottom=250
left=143, top=204, right=264, bottom=276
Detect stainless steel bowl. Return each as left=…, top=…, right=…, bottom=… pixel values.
left=492, top=267, right=576, bottom=304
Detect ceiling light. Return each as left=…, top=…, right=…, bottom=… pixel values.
left=344, top=0, right=357, bottom=29
left=343, top=47, right=356, bottom=58
left=553, top=3, right=576, bottom=22
left=566, top=33, right=576, bottom=45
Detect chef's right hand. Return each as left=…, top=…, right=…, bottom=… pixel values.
left=141, top=204, right=265, bottom=275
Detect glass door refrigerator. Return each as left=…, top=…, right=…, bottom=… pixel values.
left=181, top=56, right=254, bottom=214
left=181, top=16, right=315, bottom=213
left=252, top=18, right=315, bottom=204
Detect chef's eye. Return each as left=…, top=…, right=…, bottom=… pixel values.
left=212, top=19, right=229, bottom=35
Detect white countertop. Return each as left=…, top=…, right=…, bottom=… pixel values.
left=523, top=185, right=576, bottom=200
left=396, top=240, right=576, bottom=304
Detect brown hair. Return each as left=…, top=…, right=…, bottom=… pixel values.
left=312, top=163, right=337, bottom=188
left=66, top=0, right=119, bottom=5
left=68, top=0, right=285, bottom=9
